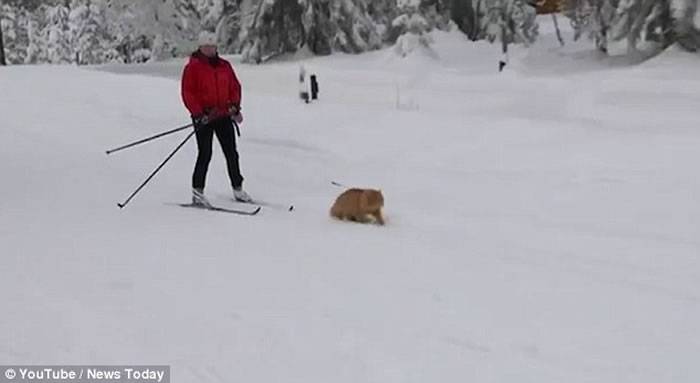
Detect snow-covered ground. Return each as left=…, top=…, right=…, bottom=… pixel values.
left=1, top=25, right=699, bottom=383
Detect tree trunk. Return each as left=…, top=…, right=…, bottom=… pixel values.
left=473, top=0, right=482, bottom=40
left=552, top=13, right=564, bottom=46
left=596, top=17, right=609, bottom=53
left=675, top=0, right=700, bottom=51
left=0, top=18, right=6, bottom=66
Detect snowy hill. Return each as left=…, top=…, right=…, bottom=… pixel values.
left=1, top=30, right=700, bottom=383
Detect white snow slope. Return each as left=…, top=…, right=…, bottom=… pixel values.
left=1, top=27, right=700, bottom=383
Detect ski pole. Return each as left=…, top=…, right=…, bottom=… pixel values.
left=106, top=122, right=194, bottom=155
left=117, top=130, right=196, bottom=209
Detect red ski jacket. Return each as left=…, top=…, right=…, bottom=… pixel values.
left=181, top=51, right=241, bottom=118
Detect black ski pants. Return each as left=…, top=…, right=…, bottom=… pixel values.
left=192, top=117, right=244, bottom=190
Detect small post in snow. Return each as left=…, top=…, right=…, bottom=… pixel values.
left=310, top=74, right=319, bottom=100
left=299, top=65, right=310, bottom=103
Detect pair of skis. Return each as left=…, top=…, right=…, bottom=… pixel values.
left=174, top=199, right=294, bottom=216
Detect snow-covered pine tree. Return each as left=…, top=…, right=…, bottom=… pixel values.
left=240, top=0, right=305, bottom=63
left=25, top=5, right=48, bottom=64
left=103, top=1, right=136, bottom=63
left=104, top=0, right=163, bottom=63
left=214, top=0, right=245, bottom=54
left=641, top=0, right=673, bottom=44
left=1, top=2, right=36, bottom=64
left=104, top=0, right=201, bottom=62
left=482, top=0, right=538, bottom=57
left=241, top=0, right=391, bottom=63
left=5, top=0, right=47, bottom=11
left=170, top=0, right=219, bottom=48
left=565, top=0, right=698, bottom=53
left=673, top=0, right=700, bottom=51
left=70, top=0, right=113, bottom=64
left=193, top=0, right=226, bottom=31
left=366, top=0, right=402, bottom=42
left=1, top=3, right=17, bottom=65
left=0, top=6, right=6, bottom=65
left=609, top=0, right=673, bottom=52
left=326, top=0, right=384, bottom=53
left=44, top=2, right=73, bottom=64
left=391, top=0, right=434, bottom=57
left=299, top=0, right=399, bottom=56
left=148, top=1, right=191, bottom=61
left=300, top=0, right=335, bottom=55
left=418, top=0, right=451, bottom=31
left=562, top=0, right=616, bottom=53
left=161, top=0, right=251, bottom=58
left=449, top=0, right=484, bottom=40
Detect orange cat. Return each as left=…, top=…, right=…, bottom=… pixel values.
left=330, top=188, right=385, bottom=225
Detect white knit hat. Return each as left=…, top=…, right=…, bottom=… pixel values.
left=197, top=31, right=218, bottom=47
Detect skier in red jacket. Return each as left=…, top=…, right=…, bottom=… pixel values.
left=181, top=31, right=251, bottom=206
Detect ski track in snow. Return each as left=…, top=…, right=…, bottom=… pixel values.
left=1, top=27, right=700, bottom=383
